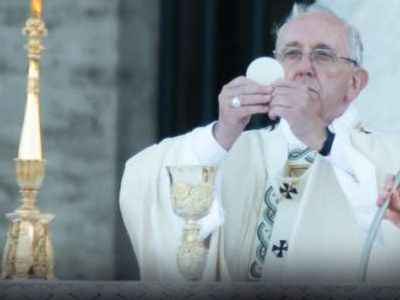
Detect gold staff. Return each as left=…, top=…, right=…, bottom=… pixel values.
left=0, top=0, right=55, bottom=279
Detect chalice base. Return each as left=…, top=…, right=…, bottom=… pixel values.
left=177, top=243, right=208, bottom=281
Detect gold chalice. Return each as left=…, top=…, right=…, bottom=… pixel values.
left=166, top=166, right=217, bottom=280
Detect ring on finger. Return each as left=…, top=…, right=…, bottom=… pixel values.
left=231, top=96, right=241, bottom=108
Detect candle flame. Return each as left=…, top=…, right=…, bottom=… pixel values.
left=31, top=0, right=42, bottom=19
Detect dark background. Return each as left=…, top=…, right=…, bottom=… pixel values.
left=157, top=0, right=314, bottom=140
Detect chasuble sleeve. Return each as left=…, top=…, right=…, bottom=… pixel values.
left=345, top=128, right=400, bottom=281
left=119, top=125, right=226, bottom=280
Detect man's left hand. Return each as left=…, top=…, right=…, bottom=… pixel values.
left=377, top=174, right=400, bottom=228
left=268, top=79, right=327, bottom=151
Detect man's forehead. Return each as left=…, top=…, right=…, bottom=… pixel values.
left=280, top=12, right=348, bottom=50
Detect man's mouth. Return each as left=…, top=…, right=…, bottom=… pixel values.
left=307, top=86, right=320, bottom=96
left=298, top=76, right=321, bottom=96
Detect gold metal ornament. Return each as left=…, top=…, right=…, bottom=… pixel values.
left=1, top=0, right=55, bottom=279
left=167, top=166, right=217, bottom=281
left=23, top=18, right=48, bottom=60
left=1, top=160, right=55, bottom=279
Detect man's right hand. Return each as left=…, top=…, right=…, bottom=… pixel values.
left=377, top=174, right=400, bottom=228
left=213, top=76, right=272, bottom=150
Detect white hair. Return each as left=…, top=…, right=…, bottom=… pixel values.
left=274, top=3, right=364, bottom=66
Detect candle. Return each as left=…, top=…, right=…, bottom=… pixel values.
left=18, top=61, right=43, bottom=160
left=31, top=0, right=42, bottom=19
left=18, top=94, right=43, bottom=160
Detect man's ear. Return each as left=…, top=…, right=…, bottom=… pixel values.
left=344, top=68, right=369, bottom=104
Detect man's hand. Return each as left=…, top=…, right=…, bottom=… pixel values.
left=377, top=174, right=400, bottom=227
left=213, top=76, right=271, bottom=150
left=268, top=79, right=327, bottom=151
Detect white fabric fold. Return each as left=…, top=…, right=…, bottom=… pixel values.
left=330, top=123, right=378, bottom=232
left=187, top=105, right=378, bottom=239
left=281, top=106, right=378, bottom=231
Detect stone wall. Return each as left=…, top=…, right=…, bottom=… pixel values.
left=0, top=0, right=160, bottom=280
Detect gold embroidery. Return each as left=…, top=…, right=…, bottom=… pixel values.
left=286, top=164, right=310, bottom=178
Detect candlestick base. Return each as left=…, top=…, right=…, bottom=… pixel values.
left=0, top=211, right=55, bottom=279
left=0, top=159, right=55, bottom=279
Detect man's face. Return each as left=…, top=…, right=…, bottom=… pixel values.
left=276, top=12, right=356, bottom=123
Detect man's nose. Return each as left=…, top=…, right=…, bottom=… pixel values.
left=290, top=53, right=316, bottom=80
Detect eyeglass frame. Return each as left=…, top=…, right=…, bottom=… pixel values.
left=273, top=46, right=359, bottom=68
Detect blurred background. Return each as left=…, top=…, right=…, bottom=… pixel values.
left=0, top=0, right=399, bottom=280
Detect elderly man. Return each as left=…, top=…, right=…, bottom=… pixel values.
left=120, top=4, right=400, bottom=283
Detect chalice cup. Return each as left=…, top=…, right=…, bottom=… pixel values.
left=166, top=166, right=217, bottom=281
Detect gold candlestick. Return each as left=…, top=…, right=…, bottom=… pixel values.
left=0, top=0, right=55, bottom=279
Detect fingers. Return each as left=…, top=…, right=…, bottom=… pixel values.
left=378, top=190, right=399, bottom=207
left=219, top=77, right=273, bottom=111
left=378, top=190, right=389, bottom=205
left=236, top=105, right=269, bottom=118
left=269, top=94, right=293, bottom=108
left=391, top=189, right=400, bottom=210
left=267, top=86, right=308, bottom=118
left=268, top=105, right=291, bottom=121
left=385, top=173, right=394, bottom=189
left=377, top=197, right=384, bottom=206
left=384, top=208, right=400, bottom=228
left=378, top=174, right=395, bottom=205
left=239, top=94, right=272, bottom=106
left=272, top=78, right=321, bottom=102
left=271, top=79, right=298, bottom=90
left=216, top=76, right=273, bottom=149
left=382, top=190, right=400, bottom=228
left=223, top=83, right=272, bottom=99
left=378, top=174, right=400, bottom=229
left=268, top=78, right=317, bottom=110
left=271, top=78, right=313, bottom=91
left=223, top=104, right=269, bottom=123
left=215, top=76, right=319, bottom=150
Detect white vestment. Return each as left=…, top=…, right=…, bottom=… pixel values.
left=120, top=122, right=400, bottom=283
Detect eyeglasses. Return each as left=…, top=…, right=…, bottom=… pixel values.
left=274, top=47, right=359, bottom=68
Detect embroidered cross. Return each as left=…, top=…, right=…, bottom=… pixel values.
left=279, top=183, right=297, bottom=199
left=272, top=240, right=288, bottom=258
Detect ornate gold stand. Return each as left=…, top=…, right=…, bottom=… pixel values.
left=1, top=160, right=55, bottom=279
left=1, top=0, right=55, bottom=280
